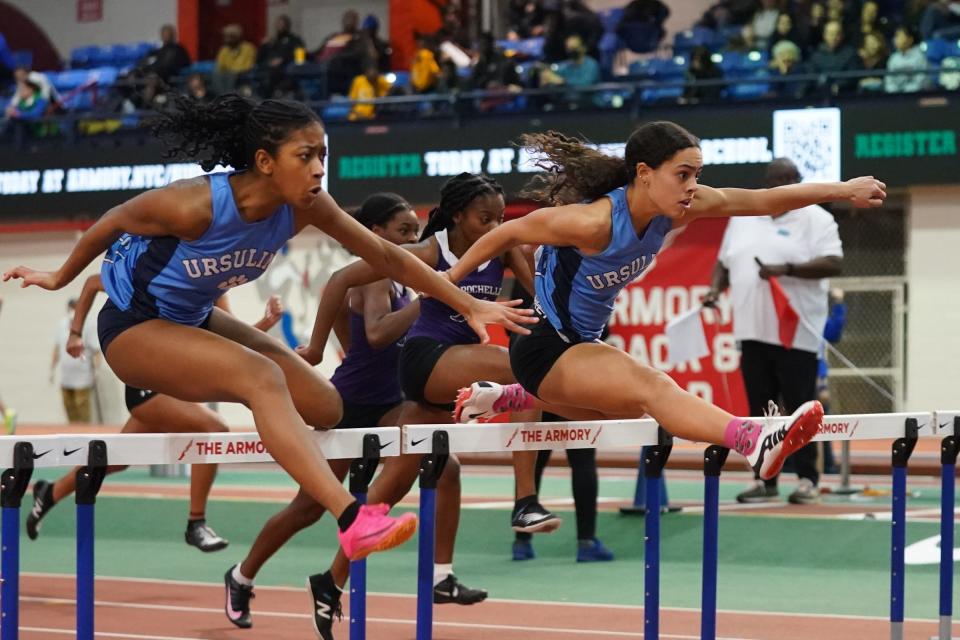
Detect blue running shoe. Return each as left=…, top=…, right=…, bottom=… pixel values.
left=512, top=540, right=535, bottom=561
left=577, top=539, right=614, bottom=562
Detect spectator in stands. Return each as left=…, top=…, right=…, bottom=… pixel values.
left=540, top=34, right=599, bottom=87
left=436, top=58, right=462, bottom=93
left=124, top=73, right=169, bottom=112
left=885, top=25, right=929, bottom=93
left=138, top=24, right=191, bottom=83
left=856, top=30, right=888, bottom=92
left=699, top=0, right=760, bottom=29
left=13, top=66, right=60, bottom=113
left=808, top=20, right=862, bottom=93
left=768, top=12, right=800, bottom=53
left=855, top=1, right=892, bottom=45
left=726, top=24, right=761, bottom=52
left=316, top=9, right=374, bottom=96
left=347, top=63, right=391, bottom=120
left=617, top=0, right=670, bottom=50
left=470, top=33, right=521, bottom=90
left=543, top=0, right=604, bottom=62
left=795, top=1, right=827, bottom=53
left=186, top=73, right=214, bottom=103
left=769, top=39, right=809, bottom=99
left=751, top=0, right=783, bottom=48
left=3, top=78, right=48, bottom=144
left=920, top=0, right=960, bottom=40
left=411, top=34, right=441, bottom=93
left=684, top=45, right=724, bottom=101
left=507, top=0, right=547, bottom=40
left=362, top=15, right=392, bottom=73
left=213, top=24, right=256, bottom=95
left=256, top=14, right=305, bottom=98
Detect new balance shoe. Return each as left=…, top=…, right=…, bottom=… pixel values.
left=25, top=480, right=55, bottom=541
left=744, top=400, right=823, bottom=481
left=735, top=481, right=779, bottom=504
left=511, top=500, right=561, bottom=533
left=337, top=503, right=417, bottom=561
left=433, top=573, right=488, bottom=605
left=224, top=566, right=254, bottom=629
left=454, top=381, right=532, bottom=423
left=788, top=478, right=821, bottom=505
left=576, top=538, right=615, bottom=562
left=512, top=539, right=535, bottom=561
left=307, top=571, right=342, bottom=640
left=185, top=519, right=229, bottom=552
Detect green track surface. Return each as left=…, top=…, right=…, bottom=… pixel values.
left=21, top=467, right=956, bottom=620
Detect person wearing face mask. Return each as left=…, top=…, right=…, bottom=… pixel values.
left=538, top=34, right=600, bottom=108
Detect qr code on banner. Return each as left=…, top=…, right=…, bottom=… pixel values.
left=772, top=108, right=841, bottom=183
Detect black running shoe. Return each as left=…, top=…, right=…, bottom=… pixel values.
left=185, top=519, right=229, bottom=552
left=224, top=566, right=255, bottom=629
left=433, top=573, right=488, bottom=605
left=511, top=500, right=561, bottom=533
left=308, top=571, right=343, bottom=640
left=26, top=480, right=55, bottom=541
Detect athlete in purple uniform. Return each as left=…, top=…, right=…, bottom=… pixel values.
left=223, top=193, right=424, bottom=631
left=299, top=174, right=554, bottom=638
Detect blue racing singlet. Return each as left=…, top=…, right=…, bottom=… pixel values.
left=534, top=187, right=674, bottom=341
left=101, top=172, right=295, bottom=325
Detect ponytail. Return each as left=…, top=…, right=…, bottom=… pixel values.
left=420, top=172, right=504, bottom=241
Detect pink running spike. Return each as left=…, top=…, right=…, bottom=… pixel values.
left=337, top=504, right=417, bottom=561
left=492, top=383, right=536, bottom=413
left=724, top=419, right=763, bottom=457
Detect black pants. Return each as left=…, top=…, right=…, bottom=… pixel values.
left=516, top=413, right=599, bottom=542
left=740, top=340, right=819, bottom=487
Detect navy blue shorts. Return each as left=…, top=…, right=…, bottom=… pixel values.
left=97, top=299, right=213, bottom=356
left=334, top=400, right=402, bottom=429
left=398, top=336, right=455, bottom=411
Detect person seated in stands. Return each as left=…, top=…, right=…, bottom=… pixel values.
left=137, top=24, right=191, bottom=83
left=542, top=0, right=603, bottom=62
left=315, top=9, right=374, bottom=96
left=13, top=66, right=61, bottom=113
left=920, top=0, right=960, bottom=40
left=123, top=72, right=169, bottom=112
left=213, top=24, right=256, bottom=94
left=768, top=39, right=808, bottom=99
left=362, top=15, right=392, bottom=73
left=808, top=20, right=862, bottom=93
left=885, top=25, right=929, bottom=94
left=469, top=33, right=522, bottom=91
left=854, top=1, right=891, bottom=45
left=725, top=24, right=761, bottom=53
left=507, top=0, right=547, bottom=40
left=256, top=14, right=305, bottom=99
left=856, top=30, right=888, bottom=92
left=795, top=1, right=827, bottom=54
left=186, top=73, right=214, bottom=103
left=684, top=45, right=723, bottom=102
left=768, top=12, right=799, bottom=54
left=347, top=63, right=391, bottom=120
left=411, top=34, right=441, bottom=94
left=750, top=0, right=782, bottom=49
left=540, top=34, right=599, bottom=88
left=616, top=0, right=670, bottom=47
left=3, top=78, right=48, bottom=143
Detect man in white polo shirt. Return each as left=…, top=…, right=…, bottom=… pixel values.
left=50, top=298, right=99, bottom=423
left=704, top=158, right=843, bottom=505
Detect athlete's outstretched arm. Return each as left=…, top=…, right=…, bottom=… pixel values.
left=3, top=182, right=207, bottom=290
left=688, top=177, right=886, bottom=220
left=301, top=192, right=535, bottom=344
left=359, top=280, right=421, bottom=350
left=448, top=203, right=608, bottom=284
left=298, top=243, right=430, bottom=365
left=65, top=275, right=105, bottom=358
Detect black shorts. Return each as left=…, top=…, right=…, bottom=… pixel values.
left=398, top=336, right=455, bottom=411
left=335, top=400, right=402, bottom=429
left=98, top=299, right=213, bottom=356
left=125, top=385, right=158, bottom=412
left=510, top=316, right=583, bottom=398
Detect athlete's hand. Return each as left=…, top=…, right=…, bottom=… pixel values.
left=464, top=298, right=537, bottom=344
left=295, top=343, right=323, bottom=366
left=845, top=176, right=886, bottom=208
left=2, top=266, right=63, bottom=290
left=255, top=295, right=284, bottom=332
left=66, top=334, right=86, bottom=358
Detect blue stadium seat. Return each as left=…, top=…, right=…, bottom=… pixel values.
left=53, top=69, right=91, bottom=91
left=13, top=50, right=33, bottom=68
left=184, top=61, right=216, bottom=75
left=637, top=56, right=687, bottom=104
left=70, top=45, right=100, bottom=69
left=726, top=70, right=770, bottom=100
left=640, top=85, right=683, bottom=103
left=390, top=70, right=411, bottom=90
left=673, top=27, right=719, bottom=55
left=923, top=38, right=960, bottom=64
left=497, top=37, right=544, bottom=60
left=598, top=7, right=624, bottom=33
left=88, top=66, right=118, bottom=87
left=716, top=50, right=768, bottom=76
left=322, top=97, right=351, bottom=122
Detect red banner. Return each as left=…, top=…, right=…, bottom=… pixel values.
left=607, top=218, right=749, bottom=415
left=76, top=0, right=103, bottom=23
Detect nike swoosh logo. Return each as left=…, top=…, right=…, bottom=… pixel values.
left=411, top=438, right=427, bottom=447
left=378, top=441, right=393, bottom=450
left=63, top=448, right=81, bottom=456
left=940, top=422, right=950, bottom=431
left=31, top=450, right=51, bottom=459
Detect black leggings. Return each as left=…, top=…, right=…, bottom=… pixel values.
left=516, top=413, right=599, bottom=542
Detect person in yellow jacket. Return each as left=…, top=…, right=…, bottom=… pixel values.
left=411, top=35, right=441, bottom=93
left=216, top=24, right=256, bottom=73
left=348, top=64, right=392, bottom=120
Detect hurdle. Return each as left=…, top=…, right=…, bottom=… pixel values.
left=0, top=428, right=402, bottom=640
left=936, top=411, right=960, bottom=640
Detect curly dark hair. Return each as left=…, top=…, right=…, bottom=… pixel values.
left=353, top=192, right=413, bottom=230
left=420, top=172, right=504, bottom=241
left=147, top=94, right=322, bottom=172
left=519, top=121, right=700, bottom=205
